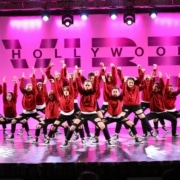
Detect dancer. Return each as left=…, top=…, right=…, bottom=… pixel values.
left=145, top=71, right=179, bottom=137
left=32, top=78, right=62, bottom=143
left=44, top=74, right=85, bottom=145
left=15, top=71, right=44, bottom=135
left=153, top=72, right=180, bottom=134
left=1, top=76, right=29, bottom=139
left=92, top=75, right=143, bottom=144
left=60, top=71, right=115, bottom=147
left=117, top=65, right=157, bottom=139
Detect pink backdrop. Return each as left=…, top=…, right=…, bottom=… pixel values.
left=0, top=13, right=180, bottom=129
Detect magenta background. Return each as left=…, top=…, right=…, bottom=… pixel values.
left=0, top=13, right=180, bottom=129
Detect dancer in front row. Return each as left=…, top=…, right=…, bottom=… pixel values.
left=1, top=76, right=30, bottom=139
left=145, top=72, right=179, bottom=137
left=117, top=65, right=158, bottom=139
left=60, top=71, right=115, bottom=147
left=14, top=72, right=44, bottom=136
left=91, top=75, right=143, bottom=144
left=43, top=73, right=85, bottom=145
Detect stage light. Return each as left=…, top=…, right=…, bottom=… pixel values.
left=42, top=11, right=50, bottom=22
left=123, top=13, right=135, bottom=25
left=150, top=10, right=157, bottom=19
left=81, top=13, right=88, bottom=21
left=110, top=13, right=117, bottom=20
left=62, top=14, right=74, bottom=27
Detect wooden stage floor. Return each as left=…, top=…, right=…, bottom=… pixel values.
left=0, top=127, right=180, bottom=180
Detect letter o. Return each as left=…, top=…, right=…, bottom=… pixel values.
left=33, top=49, right=42, bottom=58
left=135, top=47, right=144, bottom=57
left=156, top=47, right=165, bottom=56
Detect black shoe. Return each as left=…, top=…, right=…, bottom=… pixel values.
left=129, top=131, right=134, bottom=137
left=3, top=130, right=8, bottom=136
left=44, top=139, right=50, bottom=144
left=155, top=129, right=159, bottom=134
left=32, top=138, right=38, bottom=143
left=87, top=134, right=92, bottom=138
left=81, top=138, right=86, bottom=145
left=17, top=129, right=23, bottom=135
left=91, top=137, right=99, bottom=144
left=112, top=134, right=119, bottom=140
left=135, top=137, right=144, bottom=144
left=60, top=140, right=69, bottom=148
left=27, top=134, right=33, bottom=138
left=107, top=140, right=116, bottom=147
left=56, top=130, right=62, bottom=134
left=162, top=126, right=168, bottom=132
left=7, top=134, right=14, bottom=140
left=51, top=134, right=55, bottom=139
left=72, top=135, right=79, bottom=142
left=150, top=131, right=158, bottom=139
left=172, top=134, right=180, bottom=138
left=142, top=133, right=148, bottom=138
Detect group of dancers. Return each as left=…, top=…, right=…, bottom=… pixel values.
left=0, top=61, right=180, bottom=147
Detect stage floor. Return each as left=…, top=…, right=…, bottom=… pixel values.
left=0, top=127, right=180, bottom=164
left=0, top=127, right=180, bottom=180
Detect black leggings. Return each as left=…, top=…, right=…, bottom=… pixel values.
left=146, top=112, right=177, bottom=135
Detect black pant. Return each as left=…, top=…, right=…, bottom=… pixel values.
left=146, top=112, right=177, bottom=135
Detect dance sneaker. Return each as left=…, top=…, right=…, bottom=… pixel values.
left=81, top=138, right=86, bottom=145
left=56, top=129, right=62, bottom=135
left=27, top=133, right=33, bottom=138
left=135, top=137, right=144, bottom=144
left=162, top=126, right=168, bottom=132
left=112, top=134, right=119, bottom=140
left=172, top=134, right=180, bottom=138
left=91, top=137, right=99, bottom=144
left=60, top=140, right=69, bottom=148
left=3, top=130, right=8, bottom=137
left=155, top=129, right=159, bottom=135
left=150, top=131, right=158, bottom=139
left=72, top=134, right=79, bottom=142
left=51, top=133, right=55, bottom=139
left=106, top=140, right=116, bottom=147
left=32, top=138, right=38, bottom=143
left=6, top=134, right=14, bottom=140
left=17, top=129, right=23, bottom=135
left=129, top=131, right=134, bottom=138
left=44, top=139, right=50, bottom=144
left=141, top=133, right=149, bottom=138
left=87, top=134, right=92, bottom=138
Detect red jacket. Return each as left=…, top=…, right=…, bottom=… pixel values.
left=44, top=82, right=59, bottom=119
left=20, top=76, right=37, bottom=111
left=3, top=82, right=17, bottom=118
left=104, top=82, right=123, bottom=116
left=164, top=78, right=180, bottom=110
left=149, top=77, right=165, bottom=112
left=77, top=76, right=98, bottom=112
left=58, top=77, right=75, bottom=113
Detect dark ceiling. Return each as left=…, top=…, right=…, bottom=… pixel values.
left=0, top=0, right=180, bottom=16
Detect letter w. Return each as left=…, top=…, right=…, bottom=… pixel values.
left=111, top=48, right=123, bottom=57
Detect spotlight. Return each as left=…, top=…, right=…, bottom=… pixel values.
left=110, top=13, right=117, bottom=20
left=62, top=14, right=74, bottom=27
left=123, top=13, right=135, bottom=25
left=150, top=10, right=157, bottom=19
left=42, top=11, right=50, bottom=22
left=81, top=13, right=88, bottom=21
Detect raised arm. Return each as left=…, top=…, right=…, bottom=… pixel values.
left=45, top=63, right=54, bottom=80
left=19, top=72, right=26, bottom=94
left=2, top=76, right=7, bottom=102
left=13, top=76, right=18, bottom=103
left=110, top=63, right=117, bottom=86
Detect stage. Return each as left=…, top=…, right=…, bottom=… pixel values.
left=0, top=127, right=180, bottom=180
